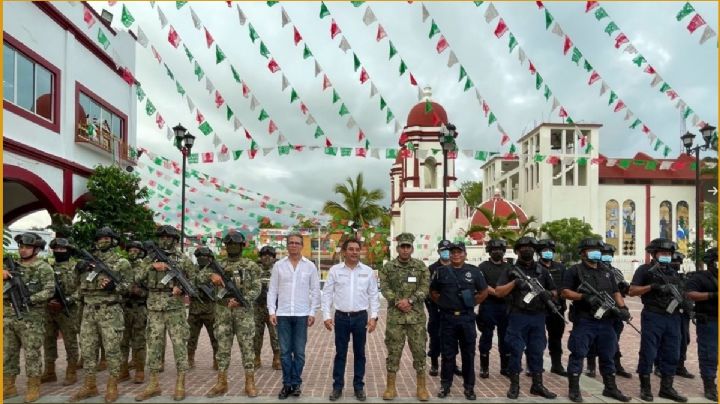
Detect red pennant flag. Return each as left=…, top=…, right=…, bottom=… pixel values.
left=121, top=68, right=135, bottom=85
left=293, top=26, right=303, bottom=46
left=83, top=7, right=96, bottom=28
left=242, top=82, right=250, bottom=98
left=579, top=135, right=587, bottom=148
left=409, top=73, right=417, bottom=86
left=155, top=113, right=165, bottom=129
left=643, top=65, right=656, bottom=74
left=168, top=25, right=181, bottom=48
left=614, top=33, right=628, bottom=49
left=244, top=129, right=252, bottom=140
left=294, top=145, right=304, bottom=151
left=431, top=111, right=442, bottom=125
left=325, top=137, right=332, bottom=147
left=529, top=61, right=536, bottom=74
left=151, top=46, right=162, bottom=63
left=214, top=90, right=224, bottom=108
left=204, top=27, right=214, bottom=48
left=535, top=1, right=544, bottom=9
left=356, top=148, right=366, bottom=157
left=226, top=1, right=232, bottom=6
left=585, top=1, right=599, bottom=12
left=494, top=18, right=508, bottom=38
left=268, top=58, right=281, bottom=73
left=399, top=148, right=412, bottom=158
left=436, top=36, right=449, bottom=53
left=359, top=67, right=369, bottom=84
left=558, top=107, right=568, bottom=118
left=547, top=155, right=561, bottom=165
left=202, top=152, right=214, bottom=163
left=613, top=100, right=626, bottom=112
left=220, top=144, right=229, bottom=155
left=148, top=180, right=157, bottom=187
left=588, top=71, right=600, bottom=85
left=482, top=100, right=490, bottom=116
left=196, top=110, right=205, bottom=124
left=322, top=74, right=332, bottom=90
left=300, top=102, right=308, bottom=115
left=249, top=149, right=258, bottom=159
left=563, top=35, right=572, bottom=55
left=666, top=90, right=678, bottom=100
left=687, top=13, right=706, bottom=33
left=500, top=133, right=511, bottom=145
left=268, top=120, right=277, bottom=134
left=641, top=125, right=650, bottom=134
left=358, top=130, right=366, bottom=141
left=376, top=24, right=387, bottom=42
left=330, top=19, right=342, bottom=39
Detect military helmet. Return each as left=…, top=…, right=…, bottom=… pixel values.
left=513, top=236, right=538, bottom=251
left=222, top=232, right=246, bottom=245
left=601, top=243, right=616, bottom=255
left=194, top=246, right=214, bottom=258
left=14, top=232, right=46, bottom=249
left=94, top=226, right=119, bottom=240
left=437, top=239, right=453, bottom=251
left=49, top=238, right=75, bottom=251
left=703, top=248, right=718, bottom=265
left=259, top=245, right=276, bottom=258
left=536, top=239, right=556, bottom=252
left=125, top=240, right=146, bottom=253
left=485, top=239, right=507, bottom=253
left=645, top=238, right=676, bottom=254
left=576, top=238, right=604, bottom=252
left=156, top=225, right=180, bottom=240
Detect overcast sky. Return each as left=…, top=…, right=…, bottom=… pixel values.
left=13, top=1, right=718, bottom=233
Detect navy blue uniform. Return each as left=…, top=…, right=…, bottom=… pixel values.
left=430, top=264, right=487, bottom=390
left=685, top=270, right=718, bottom=379
left=425, top=260, right=445, bottom=361
left=497, top=260, right=555, bottom=375
left=588, top=263, right=629, bottom=372
left=476, top=260, right=510, bottom=358
left=562, top=262, right=620, bottom=376
left=540, top=260, right=566, bottom=361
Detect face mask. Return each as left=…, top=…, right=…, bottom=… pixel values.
left=519, top=249, right=535, bottom=261
left=158, top=238, right=175, bottom=251
left=197, top=257, right=210, bottom=267
left=439, top=250, right=450, bottom=261
left=53, top=251, right=71, bottom=263
left=541, top=251, right=554, bottom=260
left=658, top=255, right=672, bottom=264
left=95, top=240, right=112, bottom=251
left=226, top=244, right=243, bottom=256
left=586, top=250, right=602, bottom=261
left=490, top=251, right=504, bottom=262
left=601, top=254, right=613, bottom=263
left=128, top=252, right=140, bottom=261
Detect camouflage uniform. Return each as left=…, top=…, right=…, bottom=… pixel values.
left=253, top=259, right=279, bottom=362
left=187, top=262, right=218, bottom=367
left=120, top=255, right=148, bottom=381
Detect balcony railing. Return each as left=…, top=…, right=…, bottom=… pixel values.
left=75, top=121, right=135, bottom=163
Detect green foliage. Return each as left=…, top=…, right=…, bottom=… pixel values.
left=322, top=173, right=385, bottom=227
left=539, top=218, right=601, bottom=263
left=3, top=227, right=11, bottom=248
left=459, top=181, right=483, bottom=208
left=703, top=201, right=718, bottom=243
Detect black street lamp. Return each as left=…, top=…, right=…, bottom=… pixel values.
left=680, top=123, right=715, bottom=270
left=173, top=123, right=195, bottom=252
left=439, top=123, right=458, bottom=241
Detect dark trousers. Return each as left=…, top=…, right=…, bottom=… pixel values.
left=587, top=318, right=624, bottom=362
left=506, top=313, right=546, bottom=375
left=696, top=318, right=717, bottom=379
left=545, top=309, right=566, bottom=358
left=277, top=316, right=308, bottom=387
left=426, top=300, right=441, bottom=359
left=332, top=311, right=367, bottom=391
left=439, top=311, right=476, bottom=390
left=567, top=317, right=618, bottom=375
left=477, top=301, right=508, bottom=355
left=638, top=311, right=681, bottom=376
left=679, top=313, right=690, bottom=366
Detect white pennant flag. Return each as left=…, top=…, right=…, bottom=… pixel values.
left=606, top=159, right=618, bottom=167
left=305, top=114, right=316, bottom=125
left=233, top=117, right=242, bottom=131
left=624, top=110, right=633, bottom=121
left=205, top=77, right=215, bottom=93
left=346, top=117, right=356, bottom=128
left=650, top=74, right=663, bottom=87
left=599, top=82, right=609, bottom=96
left=158, top=7, right=168, bottom=29
left=370, top=82, right=378, bottom=97
left=250, top=95, right=259, bottom=111
left=648, top=132, right=657, bottom=142
left=166, top=126, right=174, bottom=140
left=551, top=23, right=564, bottom=37
left=281, top=74, right=289, bottom=91
left=676, top=99, right=686, bottom=110
left=236, top=5, right=247, bottom=25
left=550, top=97, right=560, bottom=111
left=314, top=60, right=322, bottom=77
left=447, top=51, right=458, bottom=67
left=497, top=124, right=506, bottom=135
left=462, top=150, right=474, bottom=158
left=338, top=36, right=351, bottom=53
left=218, top=147, right=230, bottom=162
left=659, top=161, right=674, bottom=170
left=363, top=7, right=377, bottom=25
left=111, top=49, right=123, bottom=68
left=700, top=26, right=716, bottom=45
left=370, top=149, right=380, bottom=159
left=150, top=1, right=155, bottom=8
left=277, top=133, right=287, bottom=144
left=213, top=133, right=221, bottom=147
left=309, top=146, right=320, bottom=151
left=262, top=147, right=274, bottom=156
left=623, top=44, right=637, bottom=54
left=518, top=48, right=526, bottom=65
left=421, top=4, right=430, bottom=22
left=190, top=7, right=202, bottom=29
left=136, top=27, right=149, bottom=48
left=281, top=7, right=291, bottom=27
left=394, top=120, right=401, bottom=133
left=186, top=97, right=195, bottom=114
left=475, top=88, right=482, bottom=103
left=691, top=114, right=700, bottom=126
left=417, top=86, right=423, bottom=101
left=484, top=3, right=498, bottom=23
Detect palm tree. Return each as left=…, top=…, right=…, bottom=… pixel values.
left=322, top=173, right=385, bottom=228
left=465, top=206, right=518, bottom=241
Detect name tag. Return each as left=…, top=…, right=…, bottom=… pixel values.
left=407, top=276, right=417, bottom=283
left=359, top=274, right=369, bottom=278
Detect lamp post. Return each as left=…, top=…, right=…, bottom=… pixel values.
left=680, top=123, right=715, bottom=270
left=439, top=123, right=458, bottom=241
left=173, top=123, right=195, bottom=252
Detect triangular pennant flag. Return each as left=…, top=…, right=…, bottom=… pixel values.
left=604, top=21, right=619, bottom=36
left=545, top=9, right=554, bottom=29
left=83, top=6, right=96, bottom=28
left=206, top=77, right=215, bottom=93
left=484, top=3, right=499, bottom=22
left=494, top=18, right=508, bottom=38
left=588, top=71, right=600, bottom=85
left=281, top=7, right=291, bottom=27
left=305, top=114, right=316, bottom=125
left=331, top=19, right=342, bottom=39
left=120, top=4, right=135, bottom=28
left=97, top=28, right=111, bottom=50
left=193, top=61, right=204, bottom=80
left=268, top=120, right=278, bottom=134
left=314, top=60, right=322, bottom=77
left=428, top=20, right=441, bottom=38
left=258, top=109, right=269, bottom=121
left=268, top=58, right=281, bottom=73
left=282, top=74, right=290, bottom=91
left=360, top=67, right=369, bottom=84
left=363, top=7, right=376, bottom=25
left=332, top=89, right=340, bottom=103
left=136, top=27, right=149, bottom=48
left=347, top=117, right=356, bottom=129
left=422, top=4, right=430, bottom=22
left=370, top=82, right=378, bottom=97
left=586, top=1, right=599, bottom=12
left=376, top=24, right=387, bottom=42
left=594, top=7, right=608, bottom=20
left=687, top=13, right=706, bottom=33
left=233, top=116, right=242, bottom=131
left=699, top=26, right=716, bottom=44
left=599, top=81, right=609, bottom=96
left=190, top=7, right=202, bottom=29
left=259, top=41, right=271, bottom=59
left=249, top=23, right=259, bottom=43
left=613, top=100, right=626, bottom=113
left=158, top=7, right=168, bottom=28
left=436, top=36, right=449, bottom=53
left=215, top=45, right=226, bottom=64
left=214, top=90, right=224, bottom=108
left=167, top=25, right=181, bottom=48
left=226, top=106, right=234, bottom=121
left=196, top=109, right=206, bottom=124
left=571, top=47, right=582, bottom=65
left=319, top=2, right=330, bottom=18
left=236, top=5, right=247, bottom=25
left=447, top=51, right=459, bottom=67
left=623, top=44, right=638, bottom=54
left=563, top=35, right=572, bottom=55
left=186, top=97, right=195, bottom=114
left=303, top=44, right=313, bottom=59
left=614, top=33, right=629, bottom=48
left=338, top=103, right=349, bottom=116
left=676, top=2, right=695, bottom=21
left=339, top=36, right=351, bottom=53
left=551, top=22, right=564, bottom=37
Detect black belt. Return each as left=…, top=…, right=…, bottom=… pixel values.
left=85, top=302, right=120, bottom=310
left=335, top=310, right=367, bottom=317
left=440, top=309, right=474, bottom=316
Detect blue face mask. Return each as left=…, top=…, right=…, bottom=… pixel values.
left=587, top=250, right=602, bottom=261
left=601, top=254, right=613, bottom=263
left=541, top=251, right=554, bottom=260
left=658, top=255, right=672, bottom=264
left=439, top=250, right=450, bottom=261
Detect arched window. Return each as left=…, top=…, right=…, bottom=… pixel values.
left=659, top=201, right=672, bottom=239
left=423, top=157, right=437, bottom=189
left=622, top=200, right=636, bottom=256
left=676, top=201, right=690, bottom=254
left=605, top=200, right=620, bottom=249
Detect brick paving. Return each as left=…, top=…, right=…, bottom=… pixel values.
left=7, top=296, right=712, bottom=403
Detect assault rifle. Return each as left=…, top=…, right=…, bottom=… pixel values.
left=648, top=263, right=694, bottom=320
left=144, top=242, right=199, bottom=300
left=52, top=273, right=71, bottom=317
left=208, top=259, right=249, bottom=307
left=511, top=266, right=567, bottom=324
left=578, top=280, right=641, bottom=334
left=77, top=249, right=122, bottom=286
left=3, top=257, right=32, bottom=319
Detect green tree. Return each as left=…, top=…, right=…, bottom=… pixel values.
left=703, top=201, right=718, bottom=243
left=539, top=218, right=601, bottom=263
left=322, top=173, right=385, bottom=227
left=465, top=207, right=517, bottom=241
left=459, top=181, right=484, bottom=208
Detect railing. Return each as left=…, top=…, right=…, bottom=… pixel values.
left=75, top=121, right=135, bottom=163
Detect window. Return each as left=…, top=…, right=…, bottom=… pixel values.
left=659, top=201, right=672, bottom=239
left=77, top=90, right=125, bottom=140
left=622, top=200, right=636, bottom=256
left=676, top=201, right=690, bottom=254
left=3, top=41, right=57, bottom=123
left=75, top=82, right=128, bottom=158
left=423, top=157, right=437, bottom=189
left=605, top=200, right=619, bottom=250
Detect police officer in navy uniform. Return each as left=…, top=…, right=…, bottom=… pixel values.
left=561, top=238, right=631, bottom=403
left=430, top=242, right=488, bottom=400
left=426, top=240, right=452, bottom=377
left=476, top=239, right=511, bottom=379
left=536, top=239, right=568, bottom=376
left=628, top=238, right=687, bottom=402
left=494, top=237, right=556, bottom=400
left=670, top=251, right=695, bottom=380
left=686, top=247, right=718, bottom=401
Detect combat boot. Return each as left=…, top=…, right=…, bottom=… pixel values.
left=105, top=375, right=119, bottom=403
left=213, top=357, right=218, bottom=370
left=173, top=371, right=185, bottom=401
left=568, top=374, right=583, bottom=403
left=550, top=353, right=567, bottom=376
left=206, top=371, right=228, bottom=397
left=479, top=353, right=489, bottom=378
left=245, top=371, right=258, bottom=397
left=133, top=357, right=145, bottom=384
left=25, top=376, right=41, bottom=402
left=63, top=360, right=78, bottom=386
left=601, top=374, right=630, bottom=402
left=675, top=365, right=695, bottom=379
left=4, top=374, right=18, bottom=399
left=40, top=362, right=57, bottom=383
left=639, top=374, right=654, bottom=402
left=70, top=374, right=99, bottom=402
left=416, top=372, right=430, bottom=402
left=188, top=351, right=195, bottom=369
left=429, top=357, right=439, bottom=377
left=500, top=354, right=510, bottom=377
left=135, top=372, right=161, bottom=401
left=118, top=362, right=130, bottom=382
left=382, top=372, right=397, bottom=400
left=614, top=353, right=632, bottom=379
left=530, top=373, right=557, bottom=399
left=702, top=376, right=718, bottom=401
left=507, top=373, right=520, bottom=399
left=658, top=376, right=687, bottom=402
left=254, top=355, right=262, bottom=369
left=272, top=350, right=281, bottom=370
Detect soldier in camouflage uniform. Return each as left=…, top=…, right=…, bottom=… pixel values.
left=135, top=226, right=192, bottom=402
left=254, top=245, right=280, bottom=370
left=201, top=231, right=262, bottom=398
left=3, top=232, right=56, bottom=402
left=119, top=241, right=149, bottom=384
left=70, top=227, right=130, bottom=403
left=187, top=247, right=218, bottom=370
left=379, top=233, right=431, bottom=401
left=41, top=238, right=81, bottom=386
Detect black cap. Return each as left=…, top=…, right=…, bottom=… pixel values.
left=437, top=239, right=453, bottom=251
left=450, top=242, right=466, bottom=252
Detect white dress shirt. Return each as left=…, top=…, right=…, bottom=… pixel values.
left=267, top=256, right=321, bottom=317
left=321, top=261, right=380, bottom=321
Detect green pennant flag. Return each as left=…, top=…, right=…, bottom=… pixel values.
left=682, top=106, right=693, bottom=119
left=86, top=122, right=95, bottom=137
left=535, top=73, right=543, bottom=90
left=97, top=28, right=110, bottom=50
left=267, top=0, right=278, bottom=6
left=424, top=99, right=433, bottom=113
left=458, top=65, right=467, bottom=82
left=314, top=126, right=324, bottom=138
left=340, top=147, right=352, bottom=157
left=566, top=116, right=574, bottom=124
left=508, top=34, right=518, bottom=53
left=278, top=145, right=291, bottom=155
left=577, top=157, right=588, bottom=166
left=230, top=65, right=241, bottom=83
left=188, top=153, right=199, bottom=164
left=164, top=64, right=175, bottom=80
left=259, top=42, right=270, bottom=59
left=303, top=44, right=313, bottom=59
left=258, top=109, right=269, bottom=121
left=583, top=60, right=593, bottom=72
left=365, top=139, right=370, bottom=149
left=351, top=1, right=365, bottom=6
left=543, top=85, right=552, bottom=101
left=604, top=21, right=619, bottom=35
left=121, top=4, right=135, bottom=28
left=388, top=41, right=397, bottom=59
left=386, top=108, right=394, bottom=124
left=676, top=2, right=695, bottom=21
left=399, top=59, right=407, bottom=75
left=464, top=77, right=473, bottom=91
left=325, top=147, right=338, bottom=156
left=632, top=55, right=646, bottom=66
left=488, top=112, right=496, bottom=125
left=654, top=139, right=663, bottom=151
left=176, top=1, right=187, bottom=9
left=249, top=23, right=259, bottom=43
left=145, top=99, right=156, bottom=116
left=194, top=61, right=204, bottom=81
left=233, top=150, right=243, bottom=160
left=508, top=143, right=517, bottom=154
left=175, top=81, right=185, bottom=95
left=663, top=146, right=671, bottom=157
left=534, top=154, right=546, bottom=162
left=474, top=1, right=484, bottom=5
left=608, top=90, right=618, bottom=105
left=353, top=53, right=361, bottom=72
left=226, top=106, right=233, bottom=120
left=250, top=139, right=258, bottom=150
left=629, top=118, right=642, bottom=129
left=633, top=159, right=646, bottom=167
left=290, top=88, right=299, bottom=103
left=153, top=157, right=163, bottom=166
left=332, top=89, right=340, bottom=104
left=385, top=149, right=398, bottom=159
left=136, top=85, right=145, bottom=102
left=338, top=103, right=349, bottom=116
left=645, top=160, right=658, bottom=170
left=380, top=97, right=387, bottom=110
left=617, top=159, right=631, bottom=169
left=198, top=121, right=213, bottom=135
left=594, top=7, right=608, bottom=20
left=431, top=148, right=441, bottom=155
left=319, top=2, right=330, bottom=18
left=571, top=47, right=582, bottom=65
left=544, top=9, right=554, bottom=29
left=659, top=83, right=671, bottom=93
left=428, top=20, right=440, bottom=38
left=183, top=44, right=194, bottom=62
left=216, top=45, right=226, bottom=64
left=474, top=151, right=487, bottom=161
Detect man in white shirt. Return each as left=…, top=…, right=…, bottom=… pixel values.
left=267, top=232, right=321, bottom=400
left=322, top=238, right=380, bottom=402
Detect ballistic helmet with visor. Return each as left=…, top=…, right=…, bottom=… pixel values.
left=222, top=232, right=246, bottom=245
left=194, top=246, right=214, bottom=258
left=645, top=238, right=676, bottom=254
left=259, top=245, right=277, bottom=258
left=514, top=236, right=538, bottom=251
left=485, top=239, right=507, bottom=253
left=156, top=225, right=180, bottom=240
left=15, top=232, right=46, bottom=249
left=49, top=238, right=75, bottom=251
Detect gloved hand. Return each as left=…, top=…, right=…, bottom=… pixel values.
left=616, top=306, right=631, bottom=322
left=514, top=278, right=530, bottom=291
left=541, top=290, right=554, bottom=302
left=651, top=283, right=671, bottom=294
left=581, top=293, right=601, bottom=307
